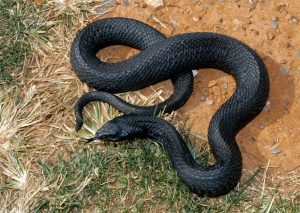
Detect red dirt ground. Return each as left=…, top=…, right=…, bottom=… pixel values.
left=101, top=0, right=300, bottom=172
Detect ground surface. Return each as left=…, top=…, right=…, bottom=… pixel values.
left=0, top=0, right=299, bottom=212
left=107, top=0, right=300, bottom=172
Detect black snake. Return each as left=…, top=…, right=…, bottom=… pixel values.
left=71, top=17, right=269, bottom=197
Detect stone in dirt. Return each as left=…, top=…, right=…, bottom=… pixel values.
left=145, top=0, right=164, bottom=8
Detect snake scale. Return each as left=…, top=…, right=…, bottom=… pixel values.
left=71, top=17, right=269, bottom=197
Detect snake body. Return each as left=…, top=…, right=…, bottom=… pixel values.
left=71, top=18, right=269, bottom=197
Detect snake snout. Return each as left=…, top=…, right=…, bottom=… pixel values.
left=95, top=122, right=122, bottom=141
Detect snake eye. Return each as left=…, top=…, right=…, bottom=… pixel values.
left=95, top=122, right=122, bottom=141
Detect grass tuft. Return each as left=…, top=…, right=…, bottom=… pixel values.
left=0, top=0, right=51, bottom=84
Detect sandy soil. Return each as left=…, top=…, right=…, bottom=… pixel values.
left=98, top=0, right=300, bottom=173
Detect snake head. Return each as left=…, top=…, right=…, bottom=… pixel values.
left=87, top=116, right=140, bottom=143
left=95, top=121, right=126, bottom=141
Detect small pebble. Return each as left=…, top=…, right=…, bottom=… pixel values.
left=193, top=16, right=200, bottom=22
left=288, top=17, right=298, bottom=24
left=233, top=18, right=242, bottom=30
left=249, top=136, right=256, bottom=142
left=200, top=96, right=206, bottom=101
left=280, top=66, right=289, bottom=74
left=248, top=0, right=255, bottom=10
left=223, top=82, right=228, bottom=89
left=192, top=70, right=198, bottom=77
left=270, top=147, right=281, bottom=155
left=263, top=101, right=271, bottom=111
left=145, top=0, right=164, bottom=8
left=233, top=18, right=241, bottom=26
left=271, top=21, right=279, bottom=29
left=171, top=19, right=178, bottom=27
left=296, top=50, right=300, bottom=57
left=206, top=99, right=214, bottom=105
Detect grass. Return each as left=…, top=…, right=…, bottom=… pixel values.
left=0, top=0, right=51, bottom=84
left=0, top=0, right=299, bottom=212
left=32, top=127, right=261, bottom=212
